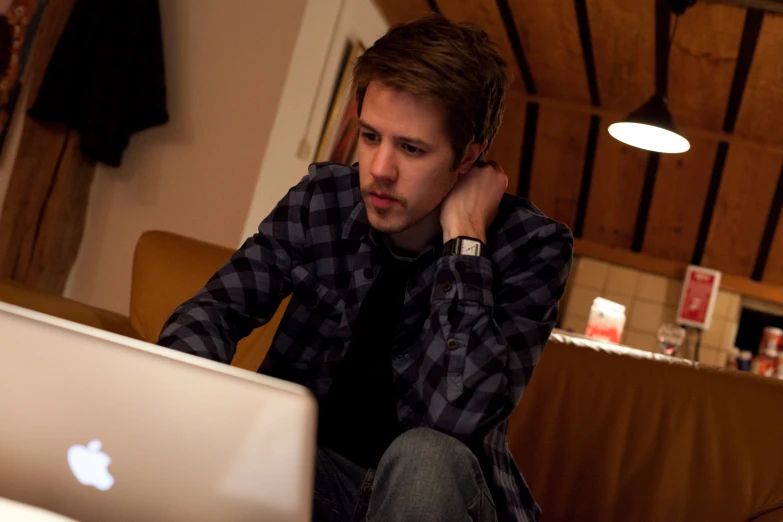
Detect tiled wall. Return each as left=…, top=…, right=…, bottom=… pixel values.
left=560, top=257, right=741, bottom=366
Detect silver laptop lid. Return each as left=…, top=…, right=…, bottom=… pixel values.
left=0, top=302, right=317, bottom=522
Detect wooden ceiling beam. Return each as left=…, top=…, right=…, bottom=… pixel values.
left=586, top=0, right=655, bottom=112
left=758, top=177, right=783, bottom=285
left=734, top=14, right=783, bottom=143
left=527, top=106, right=592, bottom=231
left=689, top=9, right=763, bottom=268
left=700, top=146, right=783, bottom=277
left=753, top=166, right=783, bottom=280
left=436, top=0, right=525, bottom=90
left=667, top=2, right=745, bottom=131
left=704, top=0, right=783, bottom=14
left=486, top=87, right=526, bottom=196
left=573, top=117, right=601, bottom=238
left=643, top=136, right=718, bottom=264
left=505, top=0, right=589, bottom=101
left=580, top=121, right=649, bottom=249
left=496, top=0, right=536, bottom=93
left=630, top=1, right=672, bottom=252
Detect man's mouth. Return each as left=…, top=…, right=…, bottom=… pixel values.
left=368, top=191, right=398, bottom=209
left=370, top=192, right=396, bottom=201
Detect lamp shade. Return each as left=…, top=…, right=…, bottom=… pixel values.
left=608, top=92, right=690, bottom=153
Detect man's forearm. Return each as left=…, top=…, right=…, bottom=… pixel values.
left=158, top=295, right=260, bottom=363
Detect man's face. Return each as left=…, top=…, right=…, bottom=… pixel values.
left=358, top=81, right=458, bottom=238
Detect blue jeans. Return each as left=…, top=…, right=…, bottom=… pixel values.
left=312, top=428, right=498, bottom=522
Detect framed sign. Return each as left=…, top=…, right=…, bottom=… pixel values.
left=676, top=265, right=722, bottom=330
left=315, top=39, right=365, bottom=165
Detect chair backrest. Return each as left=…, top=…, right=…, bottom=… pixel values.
left=0, top=277, right=138, bottom=339
left=129, top=230, right=289, bottom=371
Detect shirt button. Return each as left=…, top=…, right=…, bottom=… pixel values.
left=363, top=267, right=375, bottom=279
left=447, top=338, right=459, bottom=350
left=441, top=282, right=453, bottom=293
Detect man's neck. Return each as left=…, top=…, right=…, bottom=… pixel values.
left=388, top=211, right=441, bottom=257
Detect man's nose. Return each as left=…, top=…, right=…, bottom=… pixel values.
left=369, top=142, right=397, bottom=183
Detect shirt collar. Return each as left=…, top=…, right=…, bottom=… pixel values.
left=341, top=201, right=387, bottom=248
left=342, top=199, right=370, bottom=241
left=384, top=235, right=441, bottom=262
left=341, top=198, right=444, bottom=257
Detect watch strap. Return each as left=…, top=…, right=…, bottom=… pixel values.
left=442, top=236, right=489, bottom=258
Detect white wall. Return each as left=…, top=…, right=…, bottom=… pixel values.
left=240, top=0, right=388, bottom=239
left=63, top=0, right=306, bottom=314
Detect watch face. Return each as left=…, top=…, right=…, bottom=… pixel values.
left=459, top=239, right=481, bottom=256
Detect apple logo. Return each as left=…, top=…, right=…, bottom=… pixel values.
left=67, top=439, right=115, bottom=491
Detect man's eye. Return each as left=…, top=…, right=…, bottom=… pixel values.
left=402, top=143, right=422, bottom=155
left=361, top=132, right=378, bottom=143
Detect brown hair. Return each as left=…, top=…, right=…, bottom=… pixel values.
left=353, top=14, right=509, bottom=166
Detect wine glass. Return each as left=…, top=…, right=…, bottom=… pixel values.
left=656, top=323, right=687, bottom=356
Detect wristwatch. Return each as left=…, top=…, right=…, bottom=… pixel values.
left=442, top=236, right=489, bottom=258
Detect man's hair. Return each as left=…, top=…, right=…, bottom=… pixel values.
left=353, top=14, right=509, bottom=166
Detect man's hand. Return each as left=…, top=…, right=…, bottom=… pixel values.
left=441, top=161, right=508, bottom=244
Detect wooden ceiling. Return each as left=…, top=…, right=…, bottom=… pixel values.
left=373, top=0, right=783, bottom=295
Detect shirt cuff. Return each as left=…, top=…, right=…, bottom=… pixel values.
left=432, top=255, right=494, bottom=307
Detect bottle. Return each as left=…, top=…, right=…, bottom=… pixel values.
left=738, top=350, right=753, bottom=371
left=760, top=327, right=783, bottom=354
left=752, top=326, right=781, bottom=377
left=754, top=347, right=777, bottom=377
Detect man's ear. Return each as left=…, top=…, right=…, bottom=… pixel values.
left=457, top=141, right=488, bottom=174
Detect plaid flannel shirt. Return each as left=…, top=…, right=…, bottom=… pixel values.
left=158, top=162, right=573, bottom=522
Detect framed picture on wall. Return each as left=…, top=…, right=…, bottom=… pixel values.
left=315, top=39, right=365, bottom=165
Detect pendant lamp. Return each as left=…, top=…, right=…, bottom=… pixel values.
left=609, top=1, right=693, bottom=154
left=608, top=92, right=690, bottom=153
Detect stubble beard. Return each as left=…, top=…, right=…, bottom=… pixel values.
left=362, top=174, right=456, bottom=236
left=367, top=201, right=441, bottom=236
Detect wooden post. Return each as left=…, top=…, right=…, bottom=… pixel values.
left=0, top=0, right=96, bottom=294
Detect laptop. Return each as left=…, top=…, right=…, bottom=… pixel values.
left=0, top=301, right=317, bottom=522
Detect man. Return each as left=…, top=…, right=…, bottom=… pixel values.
left=159, top=14, right=572, bottom=522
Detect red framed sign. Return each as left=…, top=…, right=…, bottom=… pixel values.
left=676, top=265, right=722, bottom=330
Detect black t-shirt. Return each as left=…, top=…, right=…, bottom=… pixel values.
left=317, top=247, right=414, bottom=469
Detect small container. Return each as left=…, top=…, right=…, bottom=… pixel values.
left=759, top=327, right=782, bottom=356
left=738, top=350, right=753, bottom=371
left=585, top=297, right=626, bottom=344
left=754, top=353, right=777, bottom=377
